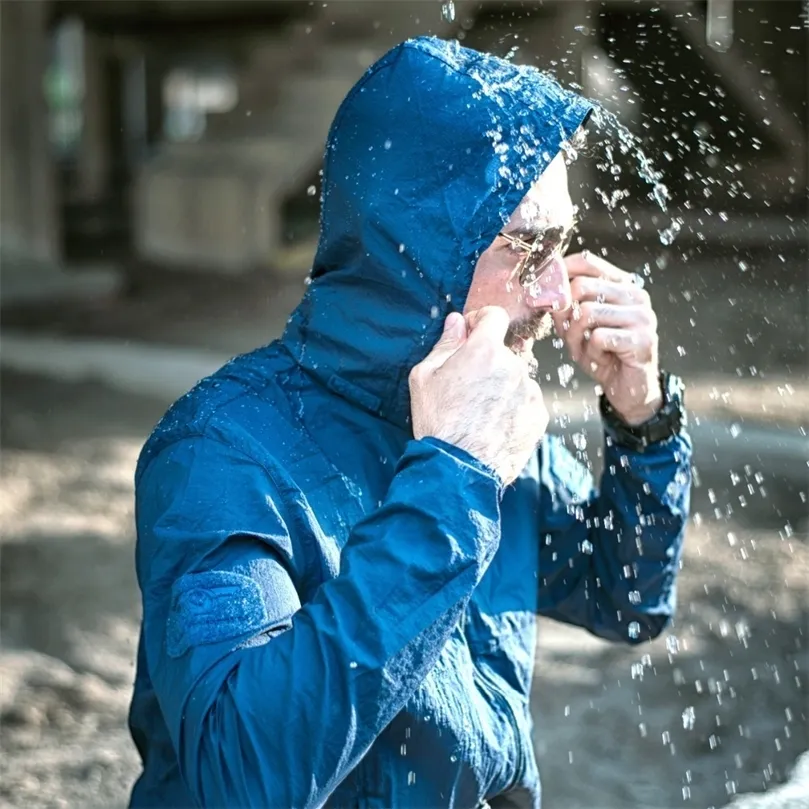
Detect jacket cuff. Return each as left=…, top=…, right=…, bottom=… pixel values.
left=419, top=436, right=505, bottom=491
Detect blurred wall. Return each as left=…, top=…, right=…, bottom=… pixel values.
left=1, top=0, right=806, bottom=277
left=0, top=1, right=60, bottom=265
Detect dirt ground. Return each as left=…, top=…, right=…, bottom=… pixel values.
left=1, top=374, right=807, bottom=809
left=1, top=243, right=807, bottom=809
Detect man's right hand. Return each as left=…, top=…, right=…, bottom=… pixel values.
left=409, top=306, right=548, bottom=485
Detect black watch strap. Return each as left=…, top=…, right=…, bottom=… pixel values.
left=600, top=372, right=686, bottom=452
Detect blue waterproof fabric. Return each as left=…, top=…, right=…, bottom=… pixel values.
left=128, top=37, right=692, bottom=809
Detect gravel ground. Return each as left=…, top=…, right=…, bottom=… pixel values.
left=0, top=367, right=806, bottom=809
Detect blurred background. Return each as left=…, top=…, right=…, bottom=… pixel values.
left=0, top=1, right=806, bottom=808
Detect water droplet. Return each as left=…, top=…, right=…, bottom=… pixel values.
left=558, top=363, right=575, bottom=387
left=306, top=185, right=317, bottom=196
left=349, top=661, right=358, bottom=669
left=682, top=706, right=696, bottom=730
left=651, top=182, right=669, bottom=210
left=658, top=218, right=683, bottom=246
left=628, top=621, right=641, bottom=639
left=384, top=139, right=392, bottom=150
left=407, top=770, right=417, bottom=786
left=441, top=0, right=455, bottom=22
left=430, top=306, right=440, bottom=319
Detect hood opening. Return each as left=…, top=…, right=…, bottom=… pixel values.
left=282, top=36, right=593, bottom=430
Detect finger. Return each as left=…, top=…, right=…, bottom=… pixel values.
left=564, top=251, right=635, bottom=284
left=552, top=308, right=589, bottom=362
left=579, top=343, right=617, bottom=378
left=551, top=301, right=609, bottom=357
left=569, top=276, right=650, bottom=307
left=464, top=305, right=511, bottom=344
left=563, top=302, right=655, bottom=332
left=419, top=312, right=468, bottom=370
left=588, top=327, right=654, bottom=360
left=440, top=311, right=467, bottom=341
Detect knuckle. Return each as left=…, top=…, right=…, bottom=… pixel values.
left=409, top=364, right=426, bottom=387
left=579, top=301, right=596, bottom=320
left=589, top=329, right=607, bottom=347
left=570, top=277, right=587, bottom=297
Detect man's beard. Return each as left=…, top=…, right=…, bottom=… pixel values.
left=505, top=311, right=553, bottom=347
left=505, top=312, right=553, bottom=379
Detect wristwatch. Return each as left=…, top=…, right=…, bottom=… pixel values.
left=599, top=371, right=686, bottom=452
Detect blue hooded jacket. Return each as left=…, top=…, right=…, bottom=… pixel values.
left=128, top=37, right=691, bottom=809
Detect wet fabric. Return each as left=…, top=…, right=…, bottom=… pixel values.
left=128, top=36, right=692, bottom=809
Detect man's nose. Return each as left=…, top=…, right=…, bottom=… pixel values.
left=524, top=255, right=572, bottom=312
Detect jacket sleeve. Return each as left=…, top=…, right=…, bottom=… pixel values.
left=536, top=429, right=691, bottom=643
left=136, top=435, right=501, bottom=808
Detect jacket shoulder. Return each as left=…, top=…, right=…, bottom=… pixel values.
left=135, top=346, right=290, bottom=484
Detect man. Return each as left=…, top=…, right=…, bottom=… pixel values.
left=128, top=37, right=690, bottom=808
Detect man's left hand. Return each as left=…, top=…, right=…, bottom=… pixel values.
left=552, top=252, right=663, bottom=426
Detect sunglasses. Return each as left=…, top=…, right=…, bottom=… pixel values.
left=498, top=220, right=577, bottom=287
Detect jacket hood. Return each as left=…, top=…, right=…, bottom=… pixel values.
left=281, top=36, right=592, bottom=430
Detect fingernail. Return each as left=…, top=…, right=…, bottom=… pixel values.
left=444, top=312, right=464, bottom=337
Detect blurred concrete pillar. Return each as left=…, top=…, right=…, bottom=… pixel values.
left=75, top=31, right=110, bottom=201
left=144, top=54, right=167, bottom=146
left=0, top=0, right=60, bottom=263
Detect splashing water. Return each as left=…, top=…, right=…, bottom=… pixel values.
left=588, top=106, right=671, bottom=215
left=659, top=218, right=683, bottom=246
left=682, top=706, right=696, bottom=731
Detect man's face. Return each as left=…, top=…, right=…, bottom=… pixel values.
left=464, top=153, right=575, bottom=364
